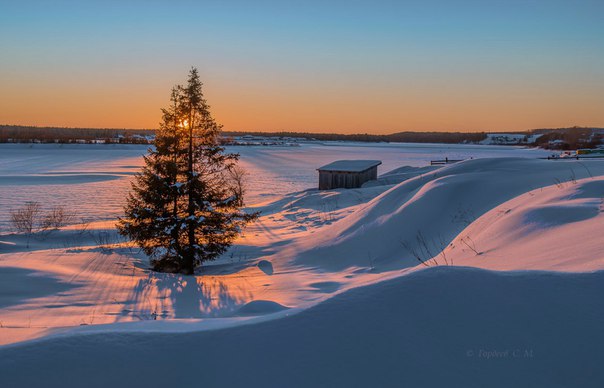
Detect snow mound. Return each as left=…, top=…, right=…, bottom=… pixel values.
left=439, top=176, right=604, bottom=271
left=308, top=281, right=341, bottom=293
left=523, top=204, right=599, bottom=228
left=257, top=260, right=274, bottom=275
left=292, top=158, right=604, bottom=271
left=566, top=179, right=604, bottom=199
left=1, top=267, right=602, bottom=387
left=363, top=165, right=438, bottom=187
left=236, top=300, right=289, bottom=315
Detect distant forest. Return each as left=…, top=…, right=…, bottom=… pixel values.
left=0, top=125, right=489, bottom=144
left=531, top=127, right=603, bottom=150
left=224, top=130, right=488, bottom=144
left=0, top=125, right=153, bottom=143
left=0, top=124, right=602, bottom=149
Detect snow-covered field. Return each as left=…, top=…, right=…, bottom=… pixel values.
left=0, top=142, right=549, bottom=228
left=1, top=143, right=603, bottom=387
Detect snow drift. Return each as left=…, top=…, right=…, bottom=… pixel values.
left=1, top=267, right=603, bottom=388
left=437, top=175, right=604, bottom=271
left=292, top=158, right=604, bottom=271
left=2, top=147, right=604, bottom=387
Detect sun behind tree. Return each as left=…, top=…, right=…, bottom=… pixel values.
left=117, top=68, right=258, bottom=274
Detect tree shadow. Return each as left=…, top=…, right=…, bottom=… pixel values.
left=202, top=241, right=290, bottom=276
left=128, top=271, right=253, bottom=319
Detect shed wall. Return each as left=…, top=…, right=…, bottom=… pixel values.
left=318, top=166, right=378, bottom=190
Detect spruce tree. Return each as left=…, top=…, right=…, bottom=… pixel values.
left=118, top=68, right=257, bottom=274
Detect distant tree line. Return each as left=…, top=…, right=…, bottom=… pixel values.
left=0, top=125, right=154, bottom=143
left=223, top=130, right=488, bottom=144
left=220, top=127, right=604, bottom=148
left=532, top=127, right=603, bottom=150
left=1, top=124, right=601, bottom=148
left=0, top=126, right=488, bottom=145
left=387, top=131, right=488, bottom=144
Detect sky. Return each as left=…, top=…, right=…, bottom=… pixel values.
left=1, top=0, right=603, bottom=134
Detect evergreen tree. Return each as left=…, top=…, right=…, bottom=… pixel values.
left=118, top=68, right=257, bottom=274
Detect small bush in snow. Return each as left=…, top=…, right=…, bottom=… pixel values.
left=401, top=231, right=453, bottom=267
left=10, top=203, right=77, bottom=247
left=91, top=231, right=116, bottom=253
left=10, top=201, right=42, bottom=235
left=40, top=205, right=75, bottom=230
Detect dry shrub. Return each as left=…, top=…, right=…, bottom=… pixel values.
left=10, top=202, right=42, bottom=235
left=41, top=206, right=75, bottom=230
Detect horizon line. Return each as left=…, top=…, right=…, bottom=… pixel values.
left=2, top=123, right=602, bottom=136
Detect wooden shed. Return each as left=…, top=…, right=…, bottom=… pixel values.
left=317, top=160, right=381, bottom=190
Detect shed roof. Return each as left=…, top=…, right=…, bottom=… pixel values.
left=317, top=160, right=382, bottom=172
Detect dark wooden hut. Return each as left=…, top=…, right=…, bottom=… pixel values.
left=317, top=160, right=381, bottom=190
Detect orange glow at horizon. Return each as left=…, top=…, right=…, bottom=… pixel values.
left=1, top=73, right=602, bottom=134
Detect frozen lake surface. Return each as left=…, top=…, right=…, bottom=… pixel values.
left=0, top=142, right=549, bottom=230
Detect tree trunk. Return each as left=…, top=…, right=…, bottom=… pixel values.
left=185, top=108, right=195, bottom=273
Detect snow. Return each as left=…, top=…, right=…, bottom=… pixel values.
left=0, top=142, right=549, bottom=228
left=0, top=142, right=603, bottom=386
left=236, top=299, right=289, bottom=315
left=433, top=175, right=604, bottom=271
left=292, top=158, right=604, bottom=272
left=1, top=268, right=603, bottom=387
left=257, top=259, right=273, bottom=275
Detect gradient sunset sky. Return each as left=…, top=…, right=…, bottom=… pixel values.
left=1, top=0, right=603, bottom=133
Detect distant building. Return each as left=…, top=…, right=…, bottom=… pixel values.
left=317, top=160, right=381, bottom=190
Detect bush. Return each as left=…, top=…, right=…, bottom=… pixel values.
left=10, top=202, right=75, bottom=235
left=41, top=206, right=75, bottom=230
left=10, top=202, right=42, bottom=235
